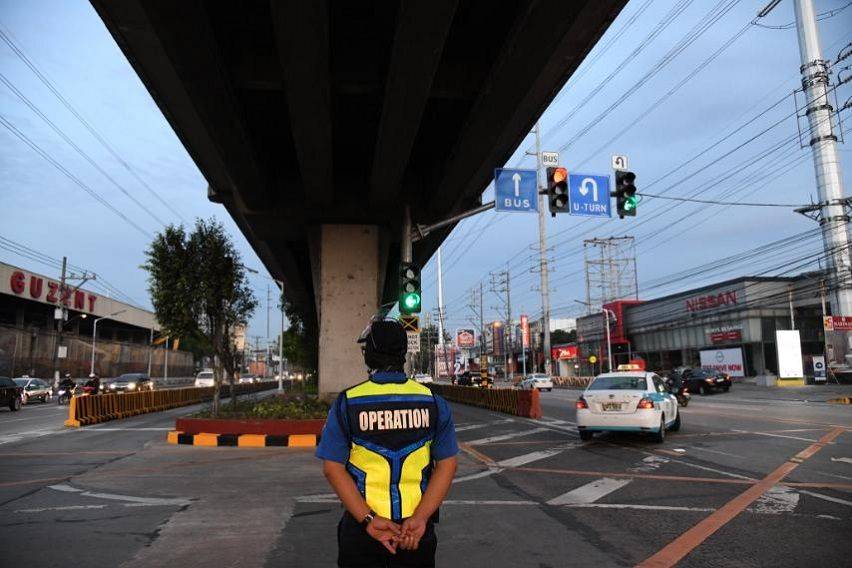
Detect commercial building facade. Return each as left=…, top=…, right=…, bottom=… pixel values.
left=576, top=272, right=831, bottom=378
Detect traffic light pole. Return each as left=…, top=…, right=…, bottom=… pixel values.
left=534, top=123, right=552, bottom=376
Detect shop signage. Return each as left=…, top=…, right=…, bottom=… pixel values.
left=456, top=328, right=475, bottom=349
left=776, top=330, right=804, bottom=379
left=823, top=316, right=852, bottom=331
left=812, top=355, right=826, bottom=383
left=551, top=345, right=578, bottom=360
left=520, top=315, right=530, bottom=348
left=7, top=269, right=98, bottom=313
left=686, top=290, right=738, bottom=312
left=707, top=325, right=742, bottom=344
left=699, top=347, right=745, bottom=377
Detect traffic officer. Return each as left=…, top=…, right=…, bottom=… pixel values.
left=316, top=318, right=458, bottom=567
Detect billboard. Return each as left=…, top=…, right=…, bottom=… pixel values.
left=699, top=347, right=745, bottom=378
left=776, top=330, right=804, bottom=379
left=456, top=328, right=475, bottom=349
left=520, top=315, right=530, bottom=348
left=434, top=345, right=456, bottom=378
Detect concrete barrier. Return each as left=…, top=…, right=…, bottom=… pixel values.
left=166, top=431, right=319, bottom=447
left=428, top=384, right=541, bottom=418
left=64, top=382, right=277, bottom=427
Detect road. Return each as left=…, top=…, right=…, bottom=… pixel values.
left=1, top=384, right=850, bottom=567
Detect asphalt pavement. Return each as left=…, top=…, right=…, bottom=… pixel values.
left=1, top=382, right=850, bottom=567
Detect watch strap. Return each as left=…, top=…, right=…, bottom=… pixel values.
left=361, top=510, right=376, bottom=527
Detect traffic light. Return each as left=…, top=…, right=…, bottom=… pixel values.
left=547, top=166, right=569, bottom=216
left=615, top=170, right=637, bottom=218
left=399, top=261, right=421, bottom=314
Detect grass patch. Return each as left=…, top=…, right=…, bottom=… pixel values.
left=193, top=394, right=329, bottom=420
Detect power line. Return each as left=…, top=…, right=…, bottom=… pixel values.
left=0, top=25, right=189, bottom=224
left=634, top=192, right=808, bottom=207
left=0, top=113, right=154, bottom=239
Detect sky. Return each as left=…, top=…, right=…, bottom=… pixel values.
left=0, top=0, right=850, bottom=343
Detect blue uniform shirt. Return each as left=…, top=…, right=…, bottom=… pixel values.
left=316, top=371, right=459, bottom=464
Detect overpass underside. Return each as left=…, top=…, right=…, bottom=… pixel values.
left=91, top=0, right=626, bottom=395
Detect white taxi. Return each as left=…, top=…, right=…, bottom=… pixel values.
left=575, top=371, right=680, bottom=443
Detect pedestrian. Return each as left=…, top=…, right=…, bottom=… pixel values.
left=316, top=318, right=459, bottom=567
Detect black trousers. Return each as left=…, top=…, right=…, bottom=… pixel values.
left=337, top=513, right=437, bottom=568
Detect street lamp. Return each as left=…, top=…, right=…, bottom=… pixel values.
left=242, top=264, right=286, bottom=392
left=91, top=310, right=127, bottom=375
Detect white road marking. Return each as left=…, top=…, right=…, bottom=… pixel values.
left=798, top=489, right=852, bottom=508
left=547, top=478, right=632, bottom=506
left=534, top=417, right=576, bottom=426
left=629, top=455, right=669, bottom=473
left=830, top=457, right=852, bottom=465
left=682, top=445, right=746, bottom=459
left=753, top=485, right=799, bottom=514
left=465, top=427, right=549, bottom=445
left=453, top=469, right=501, bottom=483
left=48, top=484, right=190, bottom=506
left=564, top=503, right=715, bottom=513
left=15, top=505, right=106, bottom=513
left=455, top=419, right=515, bottom=433
left=731, top=429, right=819, bottom=443
left=495, top=442, right=579, bottom=467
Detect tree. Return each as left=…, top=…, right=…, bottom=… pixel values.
left=143, top=219, right=257, bottom=415
left=278, top=293, right=317, bottom=380
left=551, top=328, right=576, bottom=345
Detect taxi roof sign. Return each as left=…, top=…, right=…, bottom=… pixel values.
left=617, top=364, right=642, bottom=371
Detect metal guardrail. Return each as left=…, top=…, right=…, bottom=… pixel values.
left=64, top=382, right=277, bottom=427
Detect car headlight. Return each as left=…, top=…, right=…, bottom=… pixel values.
left=127, top=382, right=136, bottom=390
left=110, top=383, right=117, bottom=389
left=704, top=378, right=714, bottom=383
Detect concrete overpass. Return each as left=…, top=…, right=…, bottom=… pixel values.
left=91, top=0, right=626, bottom=394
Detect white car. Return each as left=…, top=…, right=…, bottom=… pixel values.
left=194, top=370, right=215, bottom=387
left=14, top=377, right=52, bottom=404
left=518, top=374, right=553, bottom=392
left=575, top=371, right=680, bottom=443
left=238, top=374, right=259, bottom=384
left=413, top=373, right=433, bottom=384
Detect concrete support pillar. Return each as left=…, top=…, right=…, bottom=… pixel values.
left=312, top=225, right=382, bottom=397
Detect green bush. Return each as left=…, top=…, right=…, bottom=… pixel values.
left=194, top=394, right=329, bottom=420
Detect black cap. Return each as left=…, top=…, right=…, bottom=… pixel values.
left=358, top=319, right=407, bottom=356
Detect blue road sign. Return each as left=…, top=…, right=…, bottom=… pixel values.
left=494, top=168, right=538, bottom=213
left=568, top=173, right=611, bottom=218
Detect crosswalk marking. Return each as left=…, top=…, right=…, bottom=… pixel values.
left=547, top=477, right=632, bottom=505
left=495, top=442, right=579, bottom=467
left=465, top=427, right=550, bottom=445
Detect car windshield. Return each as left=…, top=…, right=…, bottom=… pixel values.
left=588, top=376, right=647, bottom=391
left=198, top=373, right=213, bottom=379
left=13, top=378, right=28, bottom=387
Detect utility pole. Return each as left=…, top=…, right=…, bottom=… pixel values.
left=51, top=256, right=67, bottom=388
left=534, top=122, right=553, bottom=376
left=490, top=269, right=513, bottom=382
left=792, top=0, right=852, bottom=317
left=277, top=279, right=285, bottom=391
left=437, top=246, right=445, bottom=345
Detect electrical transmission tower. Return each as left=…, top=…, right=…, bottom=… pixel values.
left=490, top=270, right=513, bottom=381
left=583, top=236, right=639, bottom=313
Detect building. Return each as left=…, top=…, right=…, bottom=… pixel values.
left=0, top=262, right=192, bottom=378
left=576, top=272, right=832, bottom=378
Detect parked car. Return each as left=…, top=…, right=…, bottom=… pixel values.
left=194, top=370, right=215, bottom=387
left=0, top=376, right=23, bottom=411
left=518, top=374, right=554, bottom=391
left=238, top=374, right=258, bottom=384
left=576, top=371, right=680, bottom=443
left=413, top=373, right=433, bottom=384
left=108, top=373, right=154, bottom=392
left=14, top=377, right=52, bottom=404
left=684, top=368, right=731, bottom=395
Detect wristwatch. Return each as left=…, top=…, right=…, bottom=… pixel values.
left=361, top=509, right=376, bottom=528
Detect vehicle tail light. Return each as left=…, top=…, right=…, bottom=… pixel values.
left=575, top=397, right=588, bottom=409
left=637, top=398, right=655, bottom=409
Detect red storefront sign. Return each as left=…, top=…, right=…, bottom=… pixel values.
left=686, top=290, right=738, bottom=312
left=456, top=328, right=475, bottom=348
left=8, top=270, right=97, bottom=312
left=551, top=345, right=577, bottom=360
left=708, top=325, right=742, bottom=344
left=824, top=316, right=852, bottom=331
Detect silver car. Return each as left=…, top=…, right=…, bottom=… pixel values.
left=14, top=377, right=52, bottom=404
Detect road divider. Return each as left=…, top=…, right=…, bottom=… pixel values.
left=167, top=431, right=319, bottom=447
left=428, top=384, right=542, bottom=418
left=64, top=383, right=277, bottom=427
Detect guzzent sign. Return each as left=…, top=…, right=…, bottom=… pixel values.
left=686, top=290, right=738, bottom=312
left=5, top=266, right=98, bottom=313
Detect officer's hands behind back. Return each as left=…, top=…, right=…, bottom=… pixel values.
left=366, top=516, right=401, bottom=554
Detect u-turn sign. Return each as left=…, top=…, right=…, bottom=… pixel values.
left=568, top=173, right=611, bottom=218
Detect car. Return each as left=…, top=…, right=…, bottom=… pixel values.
left=0, top=376, right=23, bottom=411
left=13, top=377, right=52, bottom=404
left=108, top=373, right=154, bottom=392
left=413, top=373, right=433, bottom=384
left=684, top=368, right=731, bottom=395
left=575, top=371, right=680, bottom=443
left=456, top=372, right=473, bottom=386
left=238, top=374, right=258, bottom=384
left=195, top=370, right=215, bottom=387
left=518, top=374, right=553, bottom=391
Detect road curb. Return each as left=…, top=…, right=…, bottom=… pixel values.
left=166, top=431, right=319, bottom=447
left=828, top=396, right=851, bottom=405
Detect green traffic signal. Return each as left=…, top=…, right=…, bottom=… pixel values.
left=624, top=195, right=637, bottom=212
left=402, top=292, right=421, bottom=312
left=399, top=261, right=422, bottom=314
